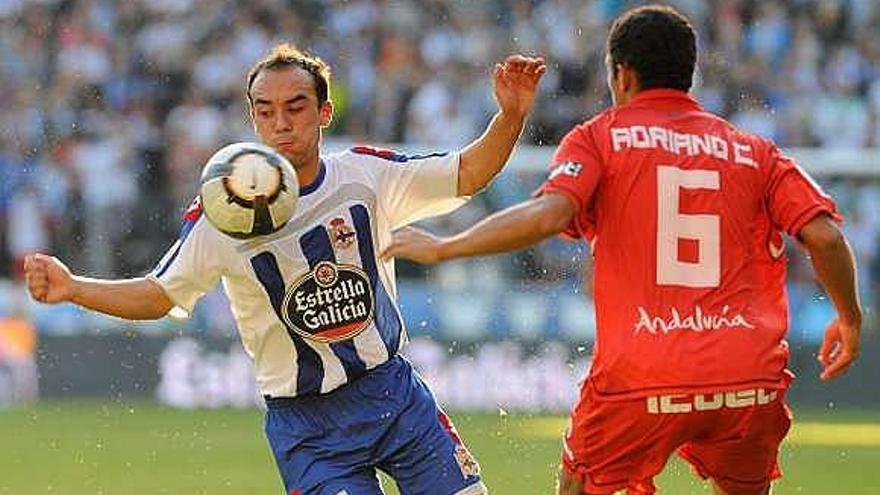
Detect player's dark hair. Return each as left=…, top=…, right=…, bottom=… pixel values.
left=246, top=43, right=331, bottom=106
left=607, top=5, right=696, bottom=92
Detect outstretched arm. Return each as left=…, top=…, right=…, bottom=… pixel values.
left=24, top=253, right=173, bottom=320
left=382, top=193, right=575, bottom=263
left=457, top=55, right=546, bottom=196
left=797, top=215, right=862, bottom=381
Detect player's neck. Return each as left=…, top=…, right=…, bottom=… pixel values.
left=296, top=156, right=326, bottom=195
left=297, top=155, right=322, bottom=189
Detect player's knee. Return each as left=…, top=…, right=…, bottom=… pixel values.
left=557, top=469, right=584, bottom=495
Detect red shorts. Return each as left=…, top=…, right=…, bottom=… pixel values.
left=561, top=380, right=793, bottom=495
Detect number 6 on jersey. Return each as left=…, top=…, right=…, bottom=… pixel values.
left=656, top=166, right=721, bottom=288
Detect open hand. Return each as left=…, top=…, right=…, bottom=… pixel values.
left=493, top=55, right=546, bottom=119
left=24, top=253, right=75, bottom=304
left=818, top=318, right=860, bottom=381
left=380, top=227, right=448, bottom=264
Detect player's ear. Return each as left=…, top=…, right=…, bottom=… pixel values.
left=620, top=64, right=640, bottom=94
left=247, top=95, right=259, bottom=131
left=248, top=104, right=257, bottom=132
left=319, top=100, right=333, bottom=128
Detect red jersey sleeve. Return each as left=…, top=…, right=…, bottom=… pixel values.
left=538, top=125, right=603, bottom=239
left=764, top=145, right=842, bottom=236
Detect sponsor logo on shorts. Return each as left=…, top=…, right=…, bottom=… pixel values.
left=283, top=261, right=374, bottom=343
left=454, top=444, right=481, bottom=478
left=646, top=388, right=779, bottom=414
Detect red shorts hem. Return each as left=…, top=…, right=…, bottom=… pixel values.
left=678, top=448, right=782, bottom=493
left=561, top=457, right=654, bottom=495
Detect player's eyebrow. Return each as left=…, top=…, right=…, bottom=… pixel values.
left=284, top=95, right=308, bottom=105
left=253, top=95, right=309, bottom=106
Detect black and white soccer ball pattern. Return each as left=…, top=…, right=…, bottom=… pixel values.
left=199, top=142, right=298, bottom=239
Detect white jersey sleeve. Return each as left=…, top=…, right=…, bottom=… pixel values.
left=147, top=202, right=225, bottom=316
left=345, top=147, right=468, bottom=229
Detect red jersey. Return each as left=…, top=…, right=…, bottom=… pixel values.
left=541, top=89, right=840, bottom=400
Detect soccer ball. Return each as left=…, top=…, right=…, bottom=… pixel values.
left=199, top=142, right=299, bottom=239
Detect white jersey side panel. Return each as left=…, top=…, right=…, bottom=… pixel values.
left=148, top=208, right=227, bottom=315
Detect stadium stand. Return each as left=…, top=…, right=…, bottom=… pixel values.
left=0, top=0, right=877, bottom=345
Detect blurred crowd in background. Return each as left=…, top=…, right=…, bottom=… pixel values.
left=0, top=0, right=877, bottom=341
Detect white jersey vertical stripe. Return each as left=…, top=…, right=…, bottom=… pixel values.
left=333, top=208, right=390, bottom=369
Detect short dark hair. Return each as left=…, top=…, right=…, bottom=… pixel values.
left=246, top=43, right=331, bottom=106
left=607, top=5, right=697, bottom=92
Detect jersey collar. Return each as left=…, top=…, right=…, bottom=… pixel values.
left=629, top=89, right=702, bottom=110
left=299, top=159, right=326, bottom=197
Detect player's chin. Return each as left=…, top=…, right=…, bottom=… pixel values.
left=274, top=143, right=304, bottom=166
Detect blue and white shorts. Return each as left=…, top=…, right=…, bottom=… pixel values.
left=264, top=356, right=486, bottom=495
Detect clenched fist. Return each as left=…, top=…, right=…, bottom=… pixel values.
left=24, top=253, right=75, bottom=304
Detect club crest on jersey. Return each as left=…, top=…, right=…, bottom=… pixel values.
left=282, top=261, right=374, bottom=343
left=329, top=217, right=355, bottom=251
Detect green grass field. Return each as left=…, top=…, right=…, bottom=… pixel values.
left=1, top=402, right=878, bottom=494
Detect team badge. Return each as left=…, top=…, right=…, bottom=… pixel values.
left=453, top=445, right=481, bottom=478
left=315, top=262, right=337, bottom=286
left=329, top=217, right=356, bottom=250
left=549, top=161, right=583, bottom=180
left=282, top=261, right=374, bottom=343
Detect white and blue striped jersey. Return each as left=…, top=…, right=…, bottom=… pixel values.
left=148, top=147, right=465, bottom=397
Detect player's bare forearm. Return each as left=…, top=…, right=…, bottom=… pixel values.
left=458, top=111, right=526, bottom=196
left=457, top=55, right=545, bottom=196
left=798, top=214, right=862, bottom=380
left=382, top=194, right=574, bottom=264
left=442, top=193, right=575, bottom=260
left=70, top=277, right=174, bottom=321
left=799, top=215, right=862, bottom=327
left=26, top=253, right=174, bottom=320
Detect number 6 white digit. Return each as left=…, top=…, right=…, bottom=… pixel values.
left=656, top=166, right=721, bottom=288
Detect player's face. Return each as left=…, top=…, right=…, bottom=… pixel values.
left=249, top=66, right=333, bottom=169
